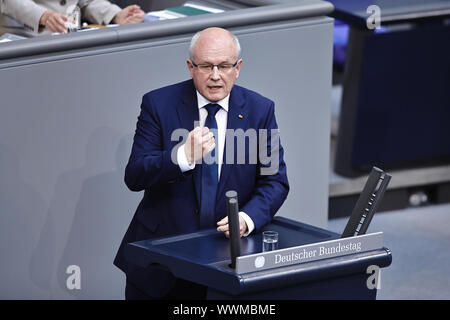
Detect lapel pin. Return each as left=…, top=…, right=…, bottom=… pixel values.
left=238, top=114, right=243, bottom=119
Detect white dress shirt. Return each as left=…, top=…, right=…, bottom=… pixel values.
left=176, top=91, right=255, bottom=236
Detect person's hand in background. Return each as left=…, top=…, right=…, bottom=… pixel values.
left=39, top=10, right=69, bottom=33
left=113, top=5, right=145, bottom=25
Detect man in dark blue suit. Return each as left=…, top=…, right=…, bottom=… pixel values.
left=114, top=27, right=289, bottom=299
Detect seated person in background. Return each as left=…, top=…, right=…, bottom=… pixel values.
left=0, top=0, right=145, bottom=36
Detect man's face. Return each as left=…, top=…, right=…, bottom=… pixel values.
left=187, top=31, right=242, bottom=102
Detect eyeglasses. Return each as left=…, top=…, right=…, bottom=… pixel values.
left=191, top=60, right=239, bottom=74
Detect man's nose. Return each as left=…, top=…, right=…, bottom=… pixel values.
left=210, top=66, right=221, bottom=80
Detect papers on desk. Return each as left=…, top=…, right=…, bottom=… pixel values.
left=145, top=10, right=183, bottom=21
left=143, top=2, right=224, bottom=22
left=183, top=2, right=225, bottom=14
left=0, top=33, right=27, bottom=43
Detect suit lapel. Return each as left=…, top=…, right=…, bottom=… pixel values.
left=177, top=80, right=199, bottom=132
left=216, top=86, right=248, bottom=205
left=176, top=81, right=202, bottom=207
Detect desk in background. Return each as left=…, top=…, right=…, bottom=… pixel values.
left=329, top=0, right=450, bottom=177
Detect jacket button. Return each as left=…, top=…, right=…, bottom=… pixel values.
left=60, top=0, right=66, bottom=5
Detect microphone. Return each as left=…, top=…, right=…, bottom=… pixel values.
left=226, top=190, right=241, bottom=268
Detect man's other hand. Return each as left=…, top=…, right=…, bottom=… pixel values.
left=217, top=216, right=248, bottom=238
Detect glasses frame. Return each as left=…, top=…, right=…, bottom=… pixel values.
left=191, top=60, right=239, bottom=74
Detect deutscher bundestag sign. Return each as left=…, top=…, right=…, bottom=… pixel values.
left=235, top=232, right=383, bottom=274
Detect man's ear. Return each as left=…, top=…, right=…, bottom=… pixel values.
left=235, top=58, right=243, bottom=79
left=187, top=60, right=195, bottom=78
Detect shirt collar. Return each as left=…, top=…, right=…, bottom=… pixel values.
left=196, top=91, right=229, bottom=112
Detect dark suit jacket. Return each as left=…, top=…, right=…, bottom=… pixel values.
left=114, top=79, right=289, bottom=297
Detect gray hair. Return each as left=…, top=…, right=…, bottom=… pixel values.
left=189, top=30, right=241, bottom=61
